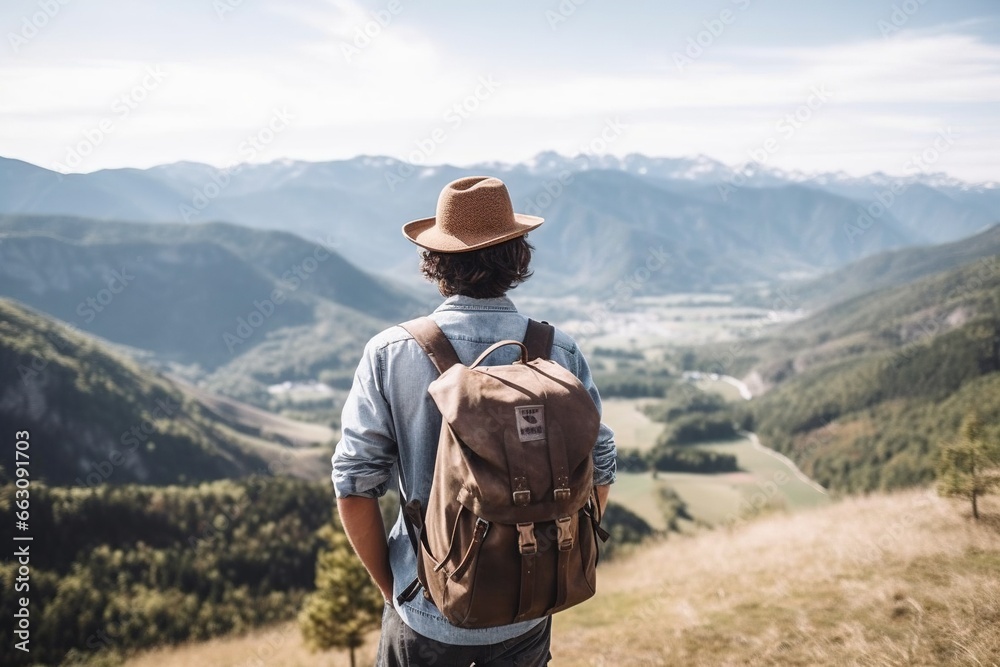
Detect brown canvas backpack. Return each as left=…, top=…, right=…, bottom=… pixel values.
left=395, top=317, right=609, bottom=629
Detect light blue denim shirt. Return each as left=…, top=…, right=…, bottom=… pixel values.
left=331, top=294, right=617, bottom=646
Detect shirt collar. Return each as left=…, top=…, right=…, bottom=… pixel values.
left=433, top=294, right=518, bottom=313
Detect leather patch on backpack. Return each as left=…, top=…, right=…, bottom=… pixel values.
left=515, top=405, right=546, bottom=442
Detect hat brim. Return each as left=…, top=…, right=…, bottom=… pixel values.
left=401, top=213, right=544, bottom=253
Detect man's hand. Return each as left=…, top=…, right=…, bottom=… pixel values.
left=337, top=496, right=394, bottom=602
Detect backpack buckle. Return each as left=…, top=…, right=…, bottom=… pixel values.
left=556, top=516, right=574, bottom=551
left=474, top=517, right=490, bottom=542
left=512, top=489, right=531, bottom=506
left=516, top=522, right=537, bottom=555
left=554, top=487, right=571, bottom=502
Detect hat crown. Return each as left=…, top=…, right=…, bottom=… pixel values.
left=401, top=175, right=543, bottom=253
left=435, top=176, right=516, bottom=238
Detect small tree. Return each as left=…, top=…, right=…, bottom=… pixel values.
left=937, top=411, right=1000, bottom=520
left=299, top=518, right=383, bottom=667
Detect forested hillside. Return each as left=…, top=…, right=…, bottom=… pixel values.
left=0, top=299, right=331, bottom=486
left=730, top=257, right=1000, bottom=492
left=0, top=478, right=331, bottom=666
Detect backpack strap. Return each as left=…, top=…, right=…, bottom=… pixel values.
left=399, top=317, right=461, bottom=375
left=514, top=522, right=538, bottom=622
left=551, top=515, right=575, bottom=613
left=527, top=320, right=571, bottom=501
left=523, top=319, right=554, bottom=360
left=394, top=317, right=459, bottom=605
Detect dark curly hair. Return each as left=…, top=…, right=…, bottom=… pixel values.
left=420, top=235, right=534, bottom=298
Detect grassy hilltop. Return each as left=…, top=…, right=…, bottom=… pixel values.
left=120, top=489, right=1000, bottom=666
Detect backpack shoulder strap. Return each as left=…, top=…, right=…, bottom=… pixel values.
left=523, top=319, right=555, bottom=360
left=399, top=317, right=462, bottom=375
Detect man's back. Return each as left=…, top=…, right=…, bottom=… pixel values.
left=333, top=294, right=616, bottom=645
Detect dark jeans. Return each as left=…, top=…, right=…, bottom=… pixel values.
left=375, top=603, right=552, bottom=667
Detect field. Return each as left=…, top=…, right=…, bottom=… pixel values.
left=615, top=436, right=830, bottom=529
left=123, top=491, right=1000, bottom=666
left=607, top=472, right=678, bottom=531
left=600, top=397, right=662, bottom=451
left=599, top=391, right=828, bottom=529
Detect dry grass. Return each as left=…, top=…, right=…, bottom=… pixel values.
left=123, top=490, right=1000, bottom=666
left=123, top=623, right=379, bottom=667
left=553, top=489, right=1000, bottom=666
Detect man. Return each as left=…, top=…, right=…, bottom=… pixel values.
left=332, top=176, right=616, bottom=666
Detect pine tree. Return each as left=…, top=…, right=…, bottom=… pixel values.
left=299, top=518, right=383, bottom=667
left=937, top=411, right=1000, bottom=520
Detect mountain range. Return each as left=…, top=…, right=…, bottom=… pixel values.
left=0, top=214, right=426, bottom=402
left=3, top=153, right=995, bottom=295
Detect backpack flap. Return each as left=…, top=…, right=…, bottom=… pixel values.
left=427, top=354, right=600, bottom=524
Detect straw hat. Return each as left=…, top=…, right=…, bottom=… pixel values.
left=402, top=176, right=544, bottom=253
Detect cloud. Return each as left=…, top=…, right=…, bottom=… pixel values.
left=0, top=0, right=996, bottom=183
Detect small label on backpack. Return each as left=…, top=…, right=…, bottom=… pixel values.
left=515, top=405, right=546, bottom=442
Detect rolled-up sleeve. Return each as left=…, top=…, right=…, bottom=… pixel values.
left=573, top=346, right=617, bottom=486
left=332, top=340, right=398, bottom=498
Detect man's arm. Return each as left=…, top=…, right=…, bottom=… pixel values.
left=332, top=339, right=399, bottom=602
left=338, top=496, right=394, bottom=602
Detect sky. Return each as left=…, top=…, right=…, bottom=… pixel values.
left=1, top=0, right=999, bottom=182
